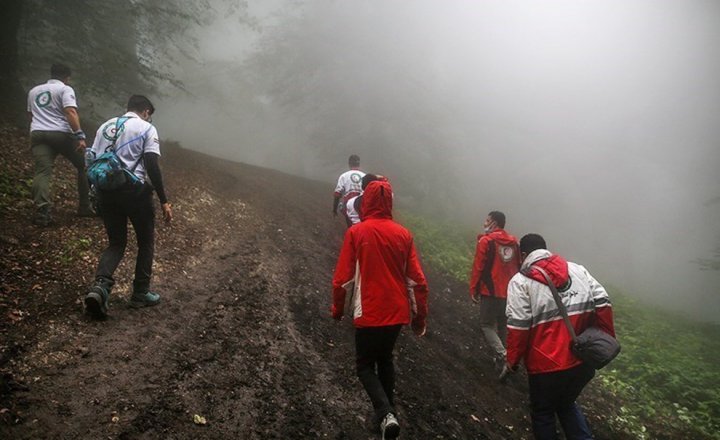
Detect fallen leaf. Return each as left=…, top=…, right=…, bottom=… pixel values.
left=193, top=414, right=207, bottom=425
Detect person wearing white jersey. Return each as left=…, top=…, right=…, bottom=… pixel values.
left=345, top=173, right=384, bottom=225
left=333, top=154, right=365, bottom=228
left=84, top=95, right=173, bottom=319
left=26, top=63, right=90, bottom=225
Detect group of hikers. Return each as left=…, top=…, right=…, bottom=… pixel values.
left=25, top=63, right=616, bottom=440
left=332, top=155, right=616, bottom=440
left=26, top=64, right=172, bottom=318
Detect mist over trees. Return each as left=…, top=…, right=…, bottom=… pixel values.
left=4, top=0, right=720, bottom=321
left=12, top=0, right=248, bottom=120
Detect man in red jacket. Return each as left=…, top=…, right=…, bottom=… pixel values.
left=332, top=179, right=429, bottom=440
left=468, top=211, right=521, bottom=370
left=506, top=233, right=616, bottom=439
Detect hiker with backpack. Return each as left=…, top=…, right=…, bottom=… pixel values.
left=83, top=95, right=172, bottom=319
left=331, top=179, right=429, bottom=439
left=504, top=233, right=617, bottom=440
left=468, top=211, right=521, bottom=372
left=26, top=63, right=92, bottom=225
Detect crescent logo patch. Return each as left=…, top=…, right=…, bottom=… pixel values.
left=499, top=245, right=515, bottom=263
left=35, top=91, right=51, bottom=108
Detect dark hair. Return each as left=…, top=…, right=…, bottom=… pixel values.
left=488, top=211, right=506, bottom=229
left=520, top=233, right=547, bottom=254
left=50, top=63, right=71, bottom=80
left=348, top=154, right=360, bottom=167
left=127, top=95, right=155, bottom=115
left=361, top=173, right=379, bottom=190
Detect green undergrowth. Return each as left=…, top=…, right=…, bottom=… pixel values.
left=600, top=292, right=720, bottom=439
left=398, top=209, right=720, bottom=439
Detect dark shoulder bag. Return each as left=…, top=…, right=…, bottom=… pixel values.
left=528, top=265, right=620, bottom=369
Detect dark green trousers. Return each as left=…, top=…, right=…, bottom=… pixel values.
left=30, top=130, right=90, bottom=211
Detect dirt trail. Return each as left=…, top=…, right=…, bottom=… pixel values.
left=1, top=139, right=634, bottom=439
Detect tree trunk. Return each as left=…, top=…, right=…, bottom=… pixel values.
left=0, top=0, right=25, bottom=125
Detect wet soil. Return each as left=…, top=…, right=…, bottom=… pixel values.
left=0, top=125, right=678, bottom=439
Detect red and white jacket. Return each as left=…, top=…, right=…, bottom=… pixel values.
left=506, top=249, right=615, bottom=374
left=469, top=229, right=520, bottom=299
left=332, top=180, right=429, bottom=329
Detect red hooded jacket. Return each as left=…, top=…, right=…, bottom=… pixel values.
left=469, top=229, right=521, bottom=299
left=331, top=180, right=429, bottom=329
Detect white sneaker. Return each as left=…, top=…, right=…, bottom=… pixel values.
left=380, top=412, right=400, bottom=439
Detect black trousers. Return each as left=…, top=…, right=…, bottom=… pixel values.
left=95, top=185, right=155, bottom=294
left=528, top=363, right=595, bottom=440
left=355, top=324, right=402, bottom=422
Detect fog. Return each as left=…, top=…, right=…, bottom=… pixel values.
left=154, top=0, right=720, bottom=321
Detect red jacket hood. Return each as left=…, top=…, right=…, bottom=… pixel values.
left=479, top=228, right=518, bottom=246
left=362, top=180, right=393, bottom=220
left=521, top=249, right=569, bottom=288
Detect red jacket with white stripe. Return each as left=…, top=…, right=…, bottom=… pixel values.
left=469, top=229, right=520, bottom=299
left=506, top=249, right=615, bottom=374
left=331, top=180, right=429, bottom=329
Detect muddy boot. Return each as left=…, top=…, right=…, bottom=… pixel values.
left=85, top=279, right=111, bottom=319
left=129, top=291, right=161, bottom=309
left=32, top=205, right=53, bottom=226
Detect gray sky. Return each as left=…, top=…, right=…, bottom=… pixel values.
left=156, top=0, right=720, bottom=321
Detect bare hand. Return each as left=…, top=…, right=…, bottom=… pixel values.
left=412, top=322, right=426, bottom=337
left=161, top=203, right=173, bottom=224
left=75, top=139, right=87, bottom=152
left=470, top=294, right=479, bottom=304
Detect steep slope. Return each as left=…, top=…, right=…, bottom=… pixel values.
left=0, top=125, right=677, bottom=439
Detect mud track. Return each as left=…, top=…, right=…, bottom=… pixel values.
left=1, top=142, right=633, bottom=439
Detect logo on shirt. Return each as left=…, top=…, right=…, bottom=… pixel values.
left=102, top=121, right=124, bottom=141
left=498, top=245, right=516, bottom=263
left=35, top=91, right=51, bottom=108
left=350, top=172, right=362, bottom=183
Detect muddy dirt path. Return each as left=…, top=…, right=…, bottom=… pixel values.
left=1, top=144, right=630, bottom=439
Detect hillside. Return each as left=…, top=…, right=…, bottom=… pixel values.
left=0, top=123, right=697, bottom=439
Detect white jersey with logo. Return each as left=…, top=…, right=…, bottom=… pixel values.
left=345, top=195, right=361, bottom=225
left=90, top=112, right=160, bottom=183
left=334, top=169, right=365, bottom=203
left=27, top=79, right=78, bottom=133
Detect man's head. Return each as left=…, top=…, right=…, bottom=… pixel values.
left=50, top=63, right=71, bottom=82
left=361, top=173, right=379, bottom=190
left=348, top=154, right=360, bottom=168
left=127, top=95, right=155, bottom=122
left=519, top=233, right=547, bottom=261
left=484, top=211, right=506, bottom=233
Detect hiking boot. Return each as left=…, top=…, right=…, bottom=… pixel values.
left=380, top=413, right=400, bottom=440
left=32, top=206, right=53, bottom=226
left=85, top=284, right=109, bottom=319
left=129, top=291, right=161, bottom=309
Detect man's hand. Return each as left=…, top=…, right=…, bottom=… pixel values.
left=161, top=203, right=173, bottom=224
left=411, top=321, right=426, bottom=337
left=470, top=293, right=479, bottom=304
left=331, top=305, right=343, bottom=321
left=75, top=138, right=87, bottom=152
left=498, top=362, right=518, bottom=383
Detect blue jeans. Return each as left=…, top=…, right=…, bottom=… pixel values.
left=528, top=363, right=595, bottom=440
